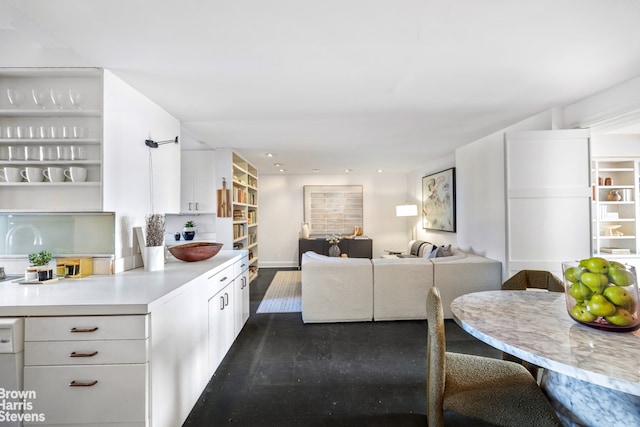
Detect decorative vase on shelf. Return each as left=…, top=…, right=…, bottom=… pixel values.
left=301, top=222, right=310, bottom=239
left=328, top=244, right=340, bottom=257
left=607, top=190, right=622, bottom=201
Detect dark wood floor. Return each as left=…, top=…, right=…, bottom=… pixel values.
left=183, top=268, right=501, bottom=426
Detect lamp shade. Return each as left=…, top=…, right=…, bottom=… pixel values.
left=396, top=204, right=418, bottom=217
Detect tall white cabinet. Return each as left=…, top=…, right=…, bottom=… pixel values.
left=591, top=158, right=639, bottom=257
left=216, top=149, right=259, bottom=281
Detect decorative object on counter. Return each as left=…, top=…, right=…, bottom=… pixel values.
left=562, top=257, right=639, bottom=332
left=607, top=190, right=622, bottom=201
left=327, top=235, right=341, bottom=257
left=57, top=257, right=93, bottom=278
left=300, top=222, right=310, bottom=239
left=174, top=232, right=181, bottom=241
left=27, top=250, right=53, bottom=281
left=182, top=220, right=197, bottom=241
left=168, top=242, right=223, bottom=262
left=217, top=177, right=232, bottom=217
left=144, top=214, right=166, bottom=271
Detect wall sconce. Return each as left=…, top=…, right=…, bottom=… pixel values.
left=396, top=202, right=418, bottom=240
left=145, top=136, right=179, bottom=148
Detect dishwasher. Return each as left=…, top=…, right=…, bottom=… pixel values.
left=0, top=318, right=25, bottom=427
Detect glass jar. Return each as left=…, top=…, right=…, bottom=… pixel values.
left=562, top=259, right=639, bottom=332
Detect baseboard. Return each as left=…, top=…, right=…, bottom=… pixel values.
left=259, top=261, right=298, bottom=269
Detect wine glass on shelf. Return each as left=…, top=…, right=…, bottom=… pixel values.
left=50, top=89, right=64, bottom=109
left=31, top=89, right=46, bottom=109
left=68, top=89, right=82, bottom=109
left=6, top=89, right=22, bottom=108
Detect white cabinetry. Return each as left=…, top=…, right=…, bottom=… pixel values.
left=0, top=68, right=103, bottom=211
left=216, top=149, right=259, bottom=281
left=592, top=158, right=639, bottom=257
left=233, top=254, right=250, bottom=335
left=23, top=315, right=149, bottom=426
left=180, top=150, right=216, bottom=213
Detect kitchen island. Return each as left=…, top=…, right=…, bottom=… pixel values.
left=0, top=250, right=250, bottom=427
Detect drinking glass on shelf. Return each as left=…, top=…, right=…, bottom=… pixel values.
left=4, top=125, right=14, bottom=139
left=15, top=126, right=25, bottom=139
left=6, top=89, right=22, bottom=108
left=38, top=126, right=46, bottom=139
left=48, top=126, right=58, bottom=139
left=31, top=89, right=46, bottom=109
left=68, top=89, right=82, bottom=109
left=0, top=146, right=8, bottom=160
left=72, top=126, right=86, bottom=138
left=27, top=126, right=36, bottom=139
left=7, top=146, right=24, bottom=161
left=57, top=145, right=72, bottom=160
left=41, top=146, right=57, bottom=161
left=70, top=146, right=86, bottom=160
left=50, top=89, right=64, bottom=109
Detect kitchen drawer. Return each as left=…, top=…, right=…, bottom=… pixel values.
left=204, top=265, right=233, bottom=298
left=24, top=364, right=147, bottom=425
left=234, top=254, right=249, bottom=278
left=25, top=315, right=149, bottom=342
left=25, top=339, right=148, bottom=366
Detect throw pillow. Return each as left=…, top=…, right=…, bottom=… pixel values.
left=435, top=244, right=453, bottom=257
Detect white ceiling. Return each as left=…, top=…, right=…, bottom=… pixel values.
left=2, top=0, right=640, bottom=174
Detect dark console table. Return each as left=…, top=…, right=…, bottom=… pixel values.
left=298, top=238, right=373, bottom=267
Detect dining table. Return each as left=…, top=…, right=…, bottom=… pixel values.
left=450, top=290, right=640, bottom=427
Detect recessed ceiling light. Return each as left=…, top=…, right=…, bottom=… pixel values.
left=377, top=169, right=384, bottom=173
left=279, top=168, right=287, bottom=172
left=274, top=163, right=282, bottom=167
left=345, top=169, right=352, bottom=173
left=266, top=153, right=274, bottom=157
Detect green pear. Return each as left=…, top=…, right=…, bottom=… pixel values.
left=564, top=266, right=586, bottom=283
left=587, top=294, right=617, bottom=317
left=580, top=272, right=608, bottom=294
left=570, top=303, right=597, bottom=323
left=568, top=282, right=593, bottom=302
left=605, top=307, right=635, bottom=327
left=607, top=266, right=630, bottom=287
left=603, top=286, right=637, bottom=312
left=583, top=257, right=610, bottom=274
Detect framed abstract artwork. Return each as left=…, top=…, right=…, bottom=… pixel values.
left=422, top=168, right=456, bottom=232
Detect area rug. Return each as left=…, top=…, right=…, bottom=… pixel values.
left=256, top=270, right=302, bottom=313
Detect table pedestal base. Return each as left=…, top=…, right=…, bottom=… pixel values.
left=541, top=370, right=640, bottom=427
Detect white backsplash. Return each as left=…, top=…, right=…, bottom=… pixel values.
left=164, top=213, right=217, bottom=245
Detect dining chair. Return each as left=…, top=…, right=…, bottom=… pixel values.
left=501, top=270, right=564, bottom=379
left=426, top=287, right=562, bottom=427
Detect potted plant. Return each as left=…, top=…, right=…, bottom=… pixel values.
left=28, top=250, right=53, bottom=281
left=183, top=220, right=197, bottom=241
left=144, top=214, right=166, bottom=271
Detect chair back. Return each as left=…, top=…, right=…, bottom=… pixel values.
left=502, top=270, right=564, bottom=292
left=426, top=287, right=446, bottom=427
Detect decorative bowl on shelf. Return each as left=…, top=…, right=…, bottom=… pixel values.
left=562, top=258, right=639, bottom=332
left=168, top=242, right=223, bottom=262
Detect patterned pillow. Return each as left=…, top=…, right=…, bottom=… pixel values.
left=434, top=244, right=453, bottom=257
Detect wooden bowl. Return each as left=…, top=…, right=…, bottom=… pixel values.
left=169, top=242, right=223, bottom=262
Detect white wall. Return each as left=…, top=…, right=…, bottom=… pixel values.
left=259, top=173, right=409, bottom=267
left=102, top=70, right=181, bottom=272
left=454, top=111, right=554, bottom=279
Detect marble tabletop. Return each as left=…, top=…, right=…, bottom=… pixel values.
left=450, top=290, right=640, bottom=396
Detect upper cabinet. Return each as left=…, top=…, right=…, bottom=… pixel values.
left=592, top=158, right=639, bottom=257
left=181, top=150, right=216, bottom=214
left=0, top=68, right=103, bottom=211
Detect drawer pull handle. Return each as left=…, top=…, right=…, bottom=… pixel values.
left=69, top=380, right=98, bottom=387
left=70, top=351, right=98, bottom=358
left=219, top=276, right=228, bottom=282
left=70, top=327, right=99, bottom=333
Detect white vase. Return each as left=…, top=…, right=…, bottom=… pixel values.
left=144, top=246, right=165, bottom=271
left=301, top=222, right=310, bottom=239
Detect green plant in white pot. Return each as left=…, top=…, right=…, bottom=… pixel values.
left=28, top=250, right=53, bottom=281
left=183, top=220, right=197, bottom=241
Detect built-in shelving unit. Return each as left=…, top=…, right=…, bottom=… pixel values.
left=591, top=158, right=639, bottom=257
left=0, top=68, right=103, bottom=211
left=216, top=149, right=259, bottom=281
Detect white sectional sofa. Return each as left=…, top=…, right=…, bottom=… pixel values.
left=301, top=248, right=501, bottom=323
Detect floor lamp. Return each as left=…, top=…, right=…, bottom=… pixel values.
left=396, top=203, right=418, bottom=240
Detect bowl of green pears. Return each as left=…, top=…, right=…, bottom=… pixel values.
left=563, top=257, right=639, bottom=332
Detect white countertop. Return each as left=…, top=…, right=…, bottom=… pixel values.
left=451, top=290, right=640, bottom=396
left=0, top=250, right=244, bottom=317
